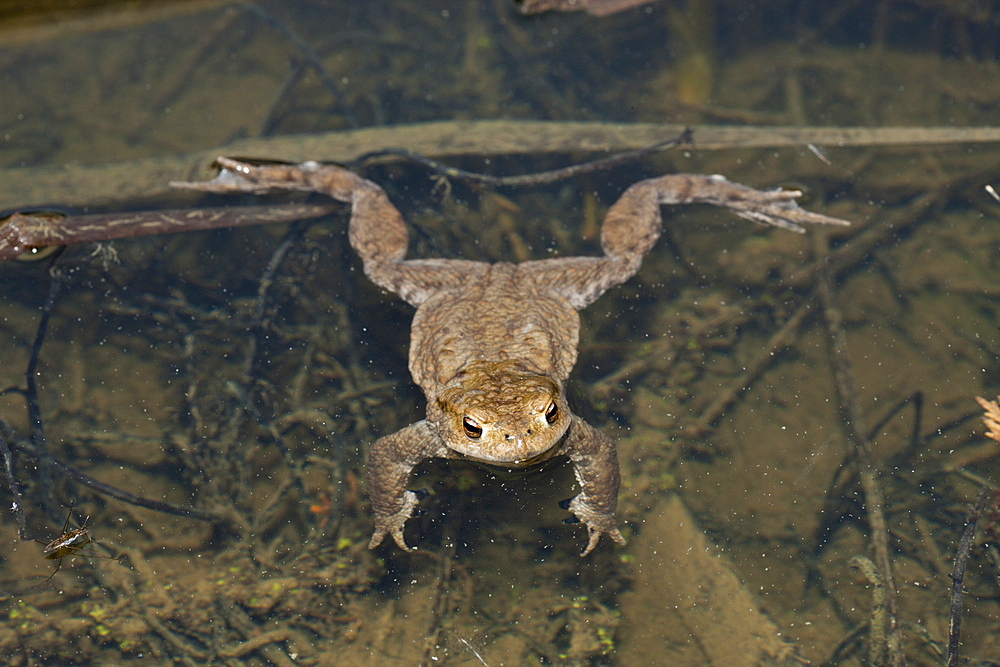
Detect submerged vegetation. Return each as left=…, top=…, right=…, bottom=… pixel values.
left=0, top=0, right=998, bottom=664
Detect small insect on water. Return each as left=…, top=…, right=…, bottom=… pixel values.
left=36, top=504, right=119, bottom=581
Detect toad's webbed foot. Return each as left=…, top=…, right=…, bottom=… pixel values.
left=599, top=174, right=850, bottom=262
left=368, top=489, right=421, bottom=551
left=690, top=176, right=850, bottom=233
left=366, top=421, right=449, bottom=553
left=171, top=157, right=367, bottom=201
left=560, top=416, right=625, bottom=556
left=563, top=493, right=626, bottom=557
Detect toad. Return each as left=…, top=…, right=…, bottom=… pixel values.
left=175, top=159, right=848, bottom=555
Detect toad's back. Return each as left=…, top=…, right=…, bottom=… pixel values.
left=407, top=263, right=580, bottom=395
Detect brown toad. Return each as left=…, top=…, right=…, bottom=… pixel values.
left=176, top=158, right=848, bottom=555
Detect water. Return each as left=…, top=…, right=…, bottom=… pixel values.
left=0, top=1, right=998, bottom=664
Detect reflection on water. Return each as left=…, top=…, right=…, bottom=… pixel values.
left=1, top=1, right=999, bottom=664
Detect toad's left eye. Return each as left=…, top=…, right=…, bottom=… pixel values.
left=544, top=401, right=558, bottom=424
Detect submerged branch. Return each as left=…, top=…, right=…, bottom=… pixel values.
left=0, top=204, right=335, bottom=262
left=816, top=233, right=903, bottom=667
left=3, top=121, right=1000, bottom=206
left=947, top=488, right=991, bottom=667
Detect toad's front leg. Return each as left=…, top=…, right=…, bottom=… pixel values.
left=366, top=421, right=451, bottom=551
left=561, top=416, right=626, bottom=556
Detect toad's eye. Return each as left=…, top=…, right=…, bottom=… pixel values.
left=463, top=416, right=483, bottom=439
left=544, top=401, right=558, bottom=424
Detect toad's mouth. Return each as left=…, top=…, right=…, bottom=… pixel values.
left=458, top=449, right=567, bottom=477
left=452, top=433, right=565, bottom=468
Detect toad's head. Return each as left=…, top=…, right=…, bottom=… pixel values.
left=433, top=361, right=570, bottom=466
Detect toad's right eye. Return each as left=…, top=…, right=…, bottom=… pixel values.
left=463, top=416, right=483, bottom=439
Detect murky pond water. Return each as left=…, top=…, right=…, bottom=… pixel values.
left=1, top=1, right=998, bottom=664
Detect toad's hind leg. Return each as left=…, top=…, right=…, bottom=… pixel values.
left=529, top=174, right=851, bottom=309
left=173, top=158, right=483, bottom=305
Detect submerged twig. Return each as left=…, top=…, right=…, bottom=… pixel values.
left=849, top=555, right=889, bottom=666
left=244, top=220, right=311, bottom=381
left=815, top=234, right=902, bottom=666
left=422, top=513, right=461, bottom=667
left=127, top=7, right=242, bottom=141
left=223, top=602, right=298, bottom=667
left=351, top=129, right=692, bottom=189
left=240, top=3, right=360, bottom=129
left=947, top=488, right=991, bottom=667
left=0, top=424, right=29, bottom=540
left=0, top=204, right=335, bottom=262
left=141, top=611, right=210, bottom=663
left=14, top=436, right=223, bottom=522
left=518, top=0, right=660, bottom=16
left=9, top=258, right=68, bottom=517
left=687, top=299, right=814, bottom=437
